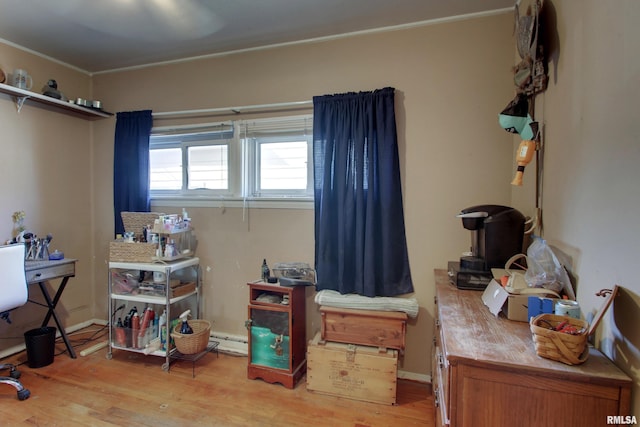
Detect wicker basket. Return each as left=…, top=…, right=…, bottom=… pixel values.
left=121, top=212, right=163, bottom=234
left=171, top=320, right=211, bottom=355
left=109, top=241, right=156, bottom=263
left=530, top=313, right=589, bottom=365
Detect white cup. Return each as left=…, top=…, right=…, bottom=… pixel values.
left=12, top=69, right=32, bottom=90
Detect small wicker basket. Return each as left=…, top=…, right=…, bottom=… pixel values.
left=171, top=320, right=211, bottom=355
left=121, top=211, right=164, bottom=234
left=109, top=241, right=156, bottom=263
left=530, top=313, right=589, bottom=365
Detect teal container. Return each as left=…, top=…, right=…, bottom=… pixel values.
left=251, top=326, right=289, bottom=369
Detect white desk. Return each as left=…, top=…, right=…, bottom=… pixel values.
left=25, top=259, right=77, bottom=358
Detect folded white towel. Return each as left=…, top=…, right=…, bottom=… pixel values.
left=314, top=289, right=419, bottom=318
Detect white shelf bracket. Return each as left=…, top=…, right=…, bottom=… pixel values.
left=13, top=96, right=28, bottom=113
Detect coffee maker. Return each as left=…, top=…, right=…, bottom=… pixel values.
left=449, top=204, right=525, bottom=290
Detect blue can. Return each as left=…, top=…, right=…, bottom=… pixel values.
left=555, top=300, right=581, bottom=319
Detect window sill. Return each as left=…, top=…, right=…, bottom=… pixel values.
left=150, top=196, right=313, bottom=210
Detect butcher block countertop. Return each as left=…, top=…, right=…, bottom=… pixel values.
left=434, top=268, right=631, bottom=386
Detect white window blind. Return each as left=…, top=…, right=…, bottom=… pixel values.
left=239, top=115, right=312, bottom=138
left=240, top=115, right=313, bottom=198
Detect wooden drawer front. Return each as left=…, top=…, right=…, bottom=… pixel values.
left=320, top=306, right=407, bottom=351
left=26, top=262, right=75, bottom=284
left=456, top=364, right=626, bottom=427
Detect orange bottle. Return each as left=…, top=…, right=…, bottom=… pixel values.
left=511, top=140, right=536, bottom=186
left=131, top=312, right=140, bottom=349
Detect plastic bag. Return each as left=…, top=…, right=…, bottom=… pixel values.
left=524, top=236, right=565, bottom=293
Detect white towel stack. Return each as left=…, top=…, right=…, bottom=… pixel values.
left=314, top=289, right=419, bottom=318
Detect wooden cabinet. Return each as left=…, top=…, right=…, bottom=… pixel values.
left=246, top=281, right=306, bottom=389
left=432, top=269, right=631, bottom=427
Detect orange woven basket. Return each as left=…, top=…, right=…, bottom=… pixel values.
left=530, top=314, right=589, bottom=365
left=530, top=286, right=619, bottom=366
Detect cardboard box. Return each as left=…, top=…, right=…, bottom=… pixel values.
left=320, top=306, right=407, bottom=351
left=482, top=279, right=557, bottom=322
left=306, top=332, right=398, bottom=405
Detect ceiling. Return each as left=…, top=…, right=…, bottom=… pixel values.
left=0, top=0, right=513, bottom=74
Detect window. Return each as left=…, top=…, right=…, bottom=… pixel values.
left=187, top=144, right=228, bottom=190
left=260, top=140, right=308, bottom=190
left=149, top=115, right=313, bottom=203
left=242, top=116, right=313, bottom=198
left=149, top=124, right=234, bottom=197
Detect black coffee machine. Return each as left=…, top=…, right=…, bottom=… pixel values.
left=448, top=204, right=525, bottom=290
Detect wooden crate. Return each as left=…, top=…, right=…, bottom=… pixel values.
left=306, top=332, right=398, bottom=405
left=320, top=306, right=407, bottom=352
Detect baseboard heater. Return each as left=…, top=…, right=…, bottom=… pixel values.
left=210, top=332, right=248, bottom=356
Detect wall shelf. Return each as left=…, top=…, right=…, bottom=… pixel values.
left=0, top=82, right=113, bottom=120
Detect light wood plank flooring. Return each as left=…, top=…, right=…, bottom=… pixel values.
left=1, top=326, right=434, bottom=426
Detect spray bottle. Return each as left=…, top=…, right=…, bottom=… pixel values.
left=179, top=309, right=193, bottom=334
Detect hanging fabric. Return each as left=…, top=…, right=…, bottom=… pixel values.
left=113, top=110, right=153, bottom=236
left=313, top=87, right=414, bottom=297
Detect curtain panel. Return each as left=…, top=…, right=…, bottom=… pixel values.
left=113, top=110, right=153, bottom=236
left=313, top=88, right=413, bottom=297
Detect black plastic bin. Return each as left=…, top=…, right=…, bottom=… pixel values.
left=24, top=326, right=56, bottom=368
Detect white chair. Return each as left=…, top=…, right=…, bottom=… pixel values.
left=0, top=244, right=31, bottom=400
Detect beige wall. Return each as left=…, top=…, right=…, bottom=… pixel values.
left=90, top=13, right=516, bottom=378
left=0, top=45, right=95, bottom=344
left=520, top=0, right=640, bottom=414
left=4, top=2, right=637, bottom=413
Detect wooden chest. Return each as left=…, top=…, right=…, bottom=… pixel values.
left=306, top=332, right=398, bottom=405
left=320, top=306, right=407, bottom=352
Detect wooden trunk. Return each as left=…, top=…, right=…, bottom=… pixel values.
left=320, top=306, right=407, bottom=352
left=306, top=332, right=398, bottom=405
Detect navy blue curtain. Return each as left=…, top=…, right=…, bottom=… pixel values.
left=113, top=110, right=153, bottom=236
left=313, top=88, right=413, bottom=297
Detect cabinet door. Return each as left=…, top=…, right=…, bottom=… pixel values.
left=455, top=364, right=625, bottom=427
left=248, top=305, right=291, bottom=371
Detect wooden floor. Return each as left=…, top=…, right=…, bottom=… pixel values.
left=0, top=327, right=434, bottom=426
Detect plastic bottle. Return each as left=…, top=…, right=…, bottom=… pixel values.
left=261, top=259, right=270, bottom=282
left=131, top=312, right=140, bottom=348
left=164, top=240, right=174, bottom=258
left=179, top=310, right=193, bottom=334
left=152, top=312, right=159, bottom=337
left=158, top=310, right=166, bottom=337
left=115, top=317, right=126, bottom=346
left=158, top=310, right=167, bottom=349
left=138, top=307, right=154, bottom=345
left=511, top=140, right=536, bottom=186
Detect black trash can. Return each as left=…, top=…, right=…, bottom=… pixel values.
left=24, top=327, right=56, bottom=368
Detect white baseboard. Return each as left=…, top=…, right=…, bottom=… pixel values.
left=2, top=321, right=431, bottom=384
left=209, top=330, right=430, bottom=383
left=0, top=318, right=108, bottom=360
left=398, top=370, right=431, bottom=384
